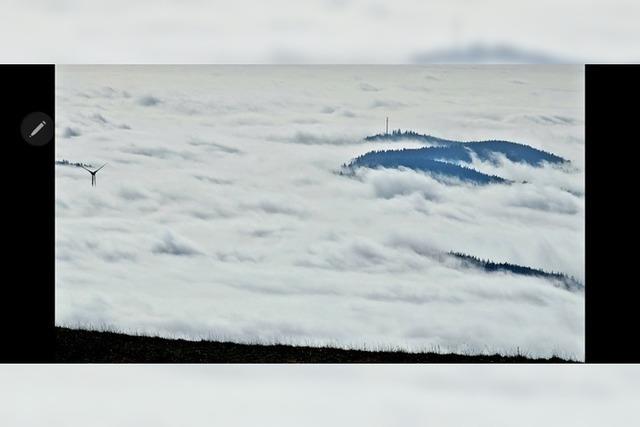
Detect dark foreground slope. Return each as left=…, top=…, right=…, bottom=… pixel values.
left=56, top=327, right=573, bottom=363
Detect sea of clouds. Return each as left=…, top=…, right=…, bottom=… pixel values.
left=55, top=65, right=584, bottom=358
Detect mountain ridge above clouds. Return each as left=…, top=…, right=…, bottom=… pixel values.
left=346, top=130, right=569, bottom=184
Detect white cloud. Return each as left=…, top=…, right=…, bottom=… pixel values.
left=152, top=230, right=203, bottom=256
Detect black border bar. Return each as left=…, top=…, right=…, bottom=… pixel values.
left=0, top=65, right=55, bottom=362
left=585, top=64, right=639, bottom=363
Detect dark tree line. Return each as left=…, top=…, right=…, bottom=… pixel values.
left=450, top=251, right=583, bottom=292
left=56, top=159, right=93, bottom=168
left=363, top=129, right=568, bottom=166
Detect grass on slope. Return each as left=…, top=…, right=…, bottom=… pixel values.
left=55, top=327, right=575, bottom=363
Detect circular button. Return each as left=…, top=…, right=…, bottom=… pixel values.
left=21, top=112, right=53, bottom=146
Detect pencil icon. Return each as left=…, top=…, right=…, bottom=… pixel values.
left=29, top=120, right=46, bottom=138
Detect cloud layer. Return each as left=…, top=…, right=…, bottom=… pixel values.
left=55, top=65, right=585, bottom=358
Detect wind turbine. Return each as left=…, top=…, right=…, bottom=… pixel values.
left=80, top=163, right=107, bottom=187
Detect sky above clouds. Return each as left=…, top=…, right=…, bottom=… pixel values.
left=55, top=65, right=584, bottom=358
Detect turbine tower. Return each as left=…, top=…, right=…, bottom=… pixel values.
left=385, top=116, right=389, bottom=135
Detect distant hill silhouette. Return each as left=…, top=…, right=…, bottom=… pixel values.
left=346, top=130, right=568, bottom=184
left=55, top=159, right=94, bottom=168
left=450, top=252, right=583, bottom=292
left=345, top=147, right=507, bottom=184
left=365, top=130, right=458, bottom=146
left=364, top=130, right=567, bottom=166
left=410, top=43, right=566, bottom=64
